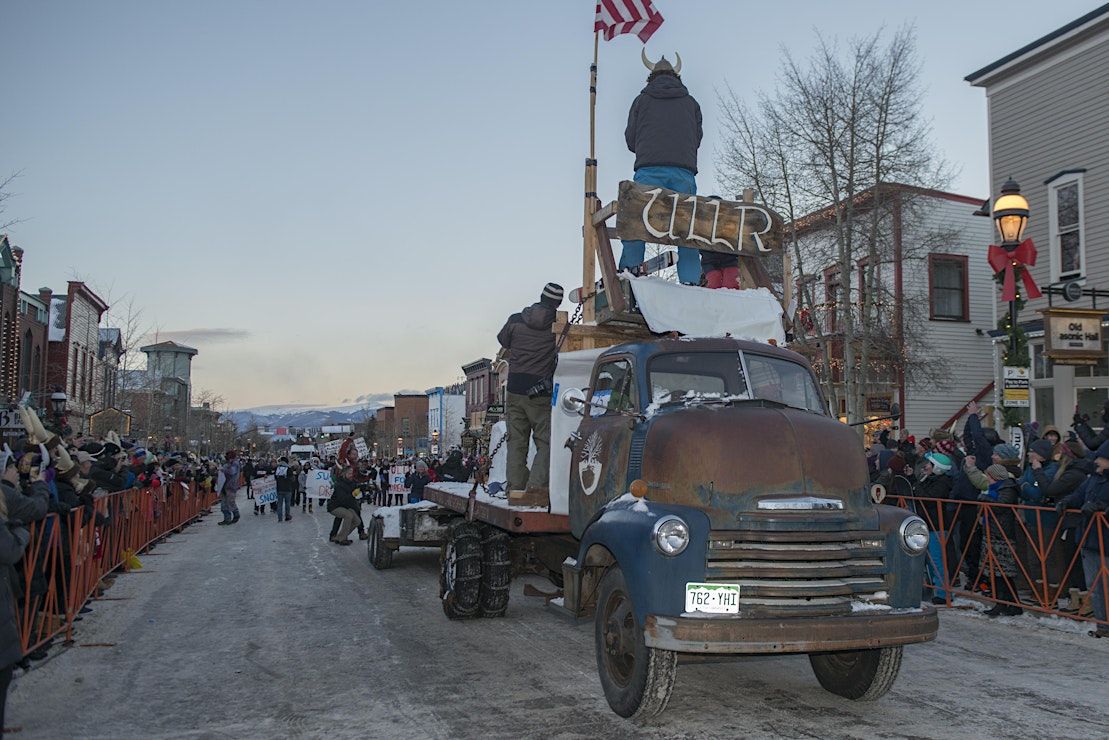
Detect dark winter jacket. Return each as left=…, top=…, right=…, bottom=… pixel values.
left=1018, top=461, right=1059, bottom=506
left=275, top=464, right=296, bottom=493
left=950, top=414, right=994, bottom=502
left=497, top=302, right=558, bottom=395
left=327, top=476, right=360, bottom=513
left=1046, top=458, right=1095, bottom=502
left=912, top=473, right=952, bottom=530
left=89, top=462, right=126, bottom=493
left=1, top=479, right=49, bottom=526
left=624, top=74, right=703, bottom=173
left=0, top=513, right=30, bottom=669
left=408, top=472, right=430, bottom=501
left=1060, top=469, right=1109, bottom=552
left=1073, top=419, right=1108, bottom=453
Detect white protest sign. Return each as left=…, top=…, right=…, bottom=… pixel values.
left=306, top=468, right=333, bottom=499
left=389, top=465, right=409, bottom=492
left=254, top=475, right=278, bottom=506
left=354, top=437, right=369, bottom=458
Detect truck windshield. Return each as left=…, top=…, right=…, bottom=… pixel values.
left=648, top=351, right=824, bottom=414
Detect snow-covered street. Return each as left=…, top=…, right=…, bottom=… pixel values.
left=10, top=503, right=1108, bottom=739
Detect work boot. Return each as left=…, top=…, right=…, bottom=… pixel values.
left=285, top=515, right=292, bottom=522
left=983, top=604, right=1006, bottom=618
left=218, top=520, right=231, bottom=526
left=232, top=514, right=240, bottom=523
left=1004, top=605, right=1024, bottom=616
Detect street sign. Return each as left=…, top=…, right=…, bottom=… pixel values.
left=1002, top=366, right=1030, bottom=408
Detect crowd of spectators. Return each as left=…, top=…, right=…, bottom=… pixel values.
left=868, top=400, right=1109, bottom=638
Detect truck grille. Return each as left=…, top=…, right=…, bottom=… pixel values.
left=705, top=528, right=888, bottom=618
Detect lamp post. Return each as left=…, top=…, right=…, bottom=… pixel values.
left=992, top=178, right=1030, bottom=359
left=49, top=388, right=67, bottom=431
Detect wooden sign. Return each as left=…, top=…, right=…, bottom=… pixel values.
left=1041, top=308, right=1105, bottom=364
left=614, top=181, right=783, bottom=255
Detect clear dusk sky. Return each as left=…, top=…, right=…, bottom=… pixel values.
left=1, top=1, right=1097, bottom=410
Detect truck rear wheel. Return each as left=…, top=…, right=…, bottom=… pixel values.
left=479, top=527, right=511, bottom=618
left=809, top=646, right=902, bottom=701
left=367, top=517, right=393, bottom=570
left=440, top=520, right=482, bottom=620
left=594, top=566, right=677, bottom=719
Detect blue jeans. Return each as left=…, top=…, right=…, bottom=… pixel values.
left=276, top=492, right=292, bottom=520
left=619, top=165, right=702, bottom=285
left=926, top=531, right=949, bottom=600
left=1082, top=549, right=1107, bottom=623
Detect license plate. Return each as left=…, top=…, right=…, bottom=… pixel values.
left=685, top=582, right=740, bottom=614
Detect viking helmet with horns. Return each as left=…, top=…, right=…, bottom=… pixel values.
left=642, top=48, right=682, bottom=76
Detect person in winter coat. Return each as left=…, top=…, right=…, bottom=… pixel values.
left=913, top=452, right=955, bottom=604
left=979, top=464, right=1024, bottom=617
left=992, top=443, right=1023, bottom=479
left=1072, top=400, right=1109, bottom=452
left=274, top=457, right=295, bottom=522
left=1057, top=439, right=1109, bottom=637
left=1019, top=439, right=1059, bottom=507
left=327, top=468, right=361, bottom=545
left=619, top=54, right=704, bottom=285
left=497, top=283, right=562, bottom=493
left=944, top=403, right=994, bottom=588
left=218, top=451, right=242, bottom=526
left=0, top=452, right=33, bottom=732
left=408, top=460, right=431, bottom=504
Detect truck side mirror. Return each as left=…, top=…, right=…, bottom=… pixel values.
left=561, top=388, right=587, bottom=415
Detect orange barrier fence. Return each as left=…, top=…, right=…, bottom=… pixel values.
left=15, top=483, right=217, bottom=657
left=890, top=495, right=1108, bottom=628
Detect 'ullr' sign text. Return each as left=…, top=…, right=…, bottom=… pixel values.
left=614, top=181, right=783, bottom=255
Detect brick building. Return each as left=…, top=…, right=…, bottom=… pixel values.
left=44, top=281, right=110, bottom=434
left=373, top=406, right=395, bottom=457
left=393, top=393, right=428, bottom=457
left=462, top=358, right=501, bottom=435
left=18, top=290, right=50, bottom=403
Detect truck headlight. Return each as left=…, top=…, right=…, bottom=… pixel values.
left=653, top=515, right=689, bottom=556
left=899, top=516, right=929, bottom=554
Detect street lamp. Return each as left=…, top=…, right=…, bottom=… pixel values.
left=993, top=178, right=1031, bottom=359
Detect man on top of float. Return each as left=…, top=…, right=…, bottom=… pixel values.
left=619, top=50, right=703, bottom=285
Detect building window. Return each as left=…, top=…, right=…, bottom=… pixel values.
left=1031, top=343, right=1054, bottom=380
left=928, top=254, right=969, bottom=321
left=1073, top=339, right=1109, bottom=378
left=1033, top=386, right=1054, bottom=428
left=1049, top=172, right=1084, bottom=281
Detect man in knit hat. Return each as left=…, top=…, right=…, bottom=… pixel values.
left=914, top=451, right=954, bottom=604
left=497, top=283, right=563, bottom=493
left=978, top=463, right=1023, bottom=617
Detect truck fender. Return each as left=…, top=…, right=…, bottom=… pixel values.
left=876, top=504, right=930, bottom=608
left=575, top=499, right=711, bottom=623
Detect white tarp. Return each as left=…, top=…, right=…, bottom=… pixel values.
left=623, top=274, right=785, bottom=344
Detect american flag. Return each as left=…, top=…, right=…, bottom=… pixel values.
left=594, top=0, right=663, bottom=43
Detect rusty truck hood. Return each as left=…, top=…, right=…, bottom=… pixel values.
left=640, top=404, right=873, bottom=529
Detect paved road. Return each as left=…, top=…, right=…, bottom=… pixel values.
left=10, top=502, right=1108, bottom=739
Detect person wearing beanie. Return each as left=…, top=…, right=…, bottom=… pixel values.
left=1057, top=439, right=1109, bottom=636
left=977, top=462, right=1023, bottom=617
left=496, top=283, right=563, bottom=493
left=991, top=443, right=1022, bottom=479
left=1018, top=438, right=1059, bottom=508
left=912, top=451, right=954, bottom=604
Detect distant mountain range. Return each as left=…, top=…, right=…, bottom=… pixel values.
left=224, top=402, right=380, bottom=431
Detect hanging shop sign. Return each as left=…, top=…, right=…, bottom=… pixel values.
left=1002, top=366, right=1030, bottom=408
left=866, top=395, right=893, bottom=414
left=1041, top=308, right=1105, bottom=364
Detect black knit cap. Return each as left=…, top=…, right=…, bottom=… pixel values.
left=541, top=282, right=564, bottom=305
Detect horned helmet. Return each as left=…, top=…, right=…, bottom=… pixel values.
left=641, top=48, right=682, bottom=78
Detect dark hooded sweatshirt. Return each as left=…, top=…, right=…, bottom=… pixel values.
left=497, top=302, right=557, bottom=395
left=625, top=74, right=703, bottom=174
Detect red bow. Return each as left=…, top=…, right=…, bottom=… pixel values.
left=987, top=239, right=1042, bottom=302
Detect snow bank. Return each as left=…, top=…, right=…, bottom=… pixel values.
left=375, top=501, right=438, bottom=539
left=623, top=274, right=785, bottom=344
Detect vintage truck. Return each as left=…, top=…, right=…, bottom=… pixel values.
left=367, top=335, right=937, bottom=719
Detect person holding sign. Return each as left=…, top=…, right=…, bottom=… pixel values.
left=619, top=51, right=703, bottom=285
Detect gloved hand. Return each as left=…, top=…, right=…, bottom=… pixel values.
left=977, top=493, right=992, bottom=502
left=1056, top=500, right=1068, bottom=514
left=1081, top=499, right=1107, bottom=515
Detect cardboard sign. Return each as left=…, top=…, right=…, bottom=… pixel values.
left=306, top=469, right=332, bottom=499
left=354, top=437, right=369, bottom=458
left=254, top=475, right=278, bottom=506
left=1003, top=366, right=1030, bottom=408
left=615, top=180, right=783, bottom=255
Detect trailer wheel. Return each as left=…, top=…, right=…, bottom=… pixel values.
left=809, top=646, right=903, bottom=701
left=439, top=520, right=482, bottom=620
left=367, top=517, right=393, bottom=570
left=479, top=527, right=511, bottom=618
left=594, top=566, right=677, bottom=719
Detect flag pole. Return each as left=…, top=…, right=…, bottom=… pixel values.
left=582, top=30, right=599, bottom=326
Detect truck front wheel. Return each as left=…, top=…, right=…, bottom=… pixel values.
left=440, top=520, right=482, bottom=620
left=594, top=566, right=677, bottom=719
left=809, top=646, right=903, bottom=701
left=367, top=517, right=393, bottom=570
